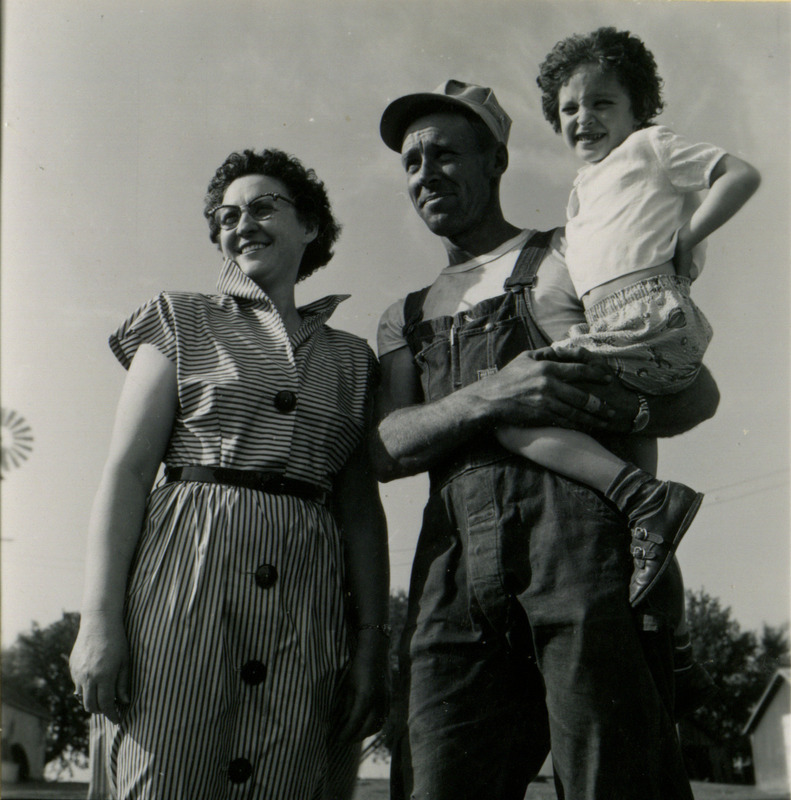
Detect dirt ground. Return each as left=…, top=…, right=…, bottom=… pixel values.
left=2, top=779, right=789, bottom=799
left=353, top=779, right=790, bottom=800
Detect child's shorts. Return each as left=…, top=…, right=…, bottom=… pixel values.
left=552, top=274, right=713, bottom=394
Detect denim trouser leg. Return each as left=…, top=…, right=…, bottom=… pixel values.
left=397, top=460, right=692, bottom=800
left=533, top=607, right=667, bottom=798
left=397, top=478, right=550, bottom=800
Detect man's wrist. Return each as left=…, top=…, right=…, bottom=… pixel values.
left=630, top=392, right=651, bottom=433
left=454, top=382, right=504, bottom=429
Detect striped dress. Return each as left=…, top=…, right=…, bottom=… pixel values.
left=89, top=260, right=379, bottom=800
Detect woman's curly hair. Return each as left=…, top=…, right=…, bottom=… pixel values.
left=204, top=148, right=341, bottom=282
left=537, top=27, right=664, bottom=134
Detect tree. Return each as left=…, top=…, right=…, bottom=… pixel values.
left=387, top=588, right=409, bottom=670
left=754, top=622, right=791, bottom=679
left=1, top=612, right=89, bottom=775
left=685, top=589, right=789, bottom=760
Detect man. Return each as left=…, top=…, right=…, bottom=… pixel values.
left=371, top=80, right=718, bottom=800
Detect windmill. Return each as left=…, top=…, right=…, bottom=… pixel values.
left=1, top=407, right=34, bottom=477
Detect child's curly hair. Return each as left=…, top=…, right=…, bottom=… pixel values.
left=537, top=27, right=664, bottom=134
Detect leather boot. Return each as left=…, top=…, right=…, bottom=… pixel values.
left=605, top=464, right=703, bottom=606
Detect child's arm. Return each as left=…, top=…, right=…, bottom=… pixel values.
left=675, top=154, right=761, bottom=277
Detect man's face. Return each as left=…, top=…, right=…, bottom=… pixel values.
left=400, top=112, right=496, bottom=239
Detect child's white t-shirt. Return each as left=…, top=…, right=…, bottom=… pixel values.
left=377, top=228, right=584, bottom=358
left=565, top=125, right=726, bottom=299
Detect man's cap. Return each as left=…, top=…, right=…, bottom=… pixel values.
left=380, top=79, right=512, bottom=152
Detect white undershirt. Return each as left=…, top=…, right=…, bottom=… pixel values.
left=376, top=228, right=585, bottom=357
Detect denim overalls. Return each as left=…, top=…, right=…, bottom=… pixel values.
left=392, top=231, right=692, bottom=800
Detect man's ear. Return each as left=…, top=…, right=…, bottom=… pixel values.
left=491, top=142, right=509, bottom=177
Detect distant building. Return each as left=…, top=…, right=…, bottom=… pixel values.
left=1, top=683, right=48, bottom=783
left=677, top=717, right=736, bottom=783
left=743, top=668, right=791, bottom=794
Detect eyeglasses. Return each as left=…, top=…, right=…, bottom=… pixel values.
left=209, top=193, right=296, bottom=231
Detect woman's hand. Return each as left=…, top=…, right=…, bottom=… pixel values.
left=332, top=433, right=390, bottom=742
left=334, top=630, right=391, bottom=743
left=70, top=616, right=131, bottom=724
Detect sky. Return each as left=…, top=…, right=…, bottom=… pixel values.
left=1, top=0, right=789, bottom=648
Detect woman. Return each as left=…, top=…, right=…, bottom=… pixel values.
left=70, top=149, right=390, bottom=799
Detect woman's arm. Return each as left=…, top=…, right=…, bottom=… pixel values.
left=70, top=344, right=177, bottom=722
left=332, top=440, right=390, bottom=742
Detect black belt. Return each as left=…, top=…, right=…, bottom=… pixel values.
left=165, top=466, right=330, bottom=506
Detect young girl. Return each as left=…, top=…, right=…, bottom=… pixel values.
left=496, top=27, right=760, bottom=607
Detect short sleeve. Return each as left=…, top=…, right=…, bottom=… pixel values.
left=108, top=292, right=178, bottom=369
left=376, top=298, right=409, bottom=358
left=367, top=346, right=381, bottom=390
left=364, top=346, right=382, bottom=421
left=566, top=183, right=581, bottom=221
left=359, top=341, right=381, bottom=402
left=647, top=126, right=726, bottom=192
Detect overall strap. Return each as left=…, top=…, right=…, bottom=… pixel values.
left=503, top=228, right=557, bottom=292
left=401, top=285, right=431, bottom=341
left=504, top=228, right=559, bottom=348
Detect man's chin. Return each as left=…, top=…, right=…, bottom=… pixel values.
left=421, top=212, right=460, bottom=237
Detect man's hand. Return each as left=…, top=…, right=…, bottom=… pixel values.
left=476, top=346, right=619, bottom=431
left=374, top=345, right=626, bottom=480
left=544, top=347, right=641, bottom=434
left=558, top=350, right=721, bottom=438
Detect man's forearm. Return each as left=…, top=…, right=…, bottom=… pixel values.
left=372, top=388, right=492, bottom=481
left=373, top=362, right=719, bottom=481
left=372, top=347, right=621, bottom=482
left=642, top=366, right=720, bottom=438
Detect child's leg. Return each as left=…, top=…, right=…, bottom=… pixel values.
left=496, top=425, right=704, bottom=607
left=657, top=559, right=719, bottom=718
left=641, top=556, right=717, bottom=717
left=495, top=425, right=624, bottom=492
